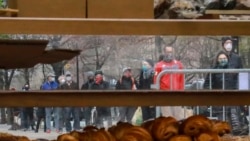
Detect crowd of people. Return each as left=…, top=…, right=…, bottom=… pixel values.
left=2, top=37, right=248, bottom=135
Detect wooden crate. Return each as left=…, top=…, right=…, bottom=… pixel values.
left=88, top=0, right=154, bottom=19
left=17, top=0, right=86, bottom=18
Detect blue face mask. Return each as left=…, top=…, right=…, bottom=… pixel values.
left=219, top=59, right=228, bottom=67
left=142, top=65, right=148, bottom=71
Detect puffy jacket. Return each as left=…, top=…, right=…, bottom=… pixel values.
left=154, top=60, right=184, bottom=90
left=204, top=65, right=237, bottom=90
left=41, top=81, right=58, bottom=90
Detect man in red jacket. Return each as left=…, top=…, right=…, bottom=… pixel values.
left=154, top=46, right=184, bottom=90
left=154, top=46, right=185, bottom=120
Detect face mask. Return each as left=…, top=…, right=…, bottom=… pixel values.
left=60, top=79, right=66, bottom=84
left=219, top=59, right=228, bottom=67
left=66, top=76, right=72, bottom=81
left=163, top=54, right=173, bottom=62
left=142, top=65, right=148, bottom=71
left=50, top=77, right=55, bottom=82
left=224, top=43, right=232, bottom=52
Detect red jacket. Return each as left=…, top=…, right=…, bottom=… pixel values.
left=154, top=60, right=184, bottom=90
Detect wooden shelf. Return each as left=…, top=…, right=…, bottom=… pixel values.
left=0, top=8, right=18, bottom=17
left=205, top=10, right=250, bottom=15
left=0, top=90, right=249, bottom=107
left=0, top=18, right=250, bottom=35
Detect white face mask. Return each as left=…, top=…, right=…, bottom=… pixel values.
left=66, top=76, right=72, bottom=81
left=50, top=77, right=55, bottom=82
left=60, top=79, right=66, bottom=84
left=224, top=43, right=232, bottom=52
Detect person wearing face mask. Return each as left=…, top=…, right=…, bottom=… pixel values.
left=221, top=37, right=247, bottom=135
left=59, top=71, right=80, bottom=132
left=138, top=59, right=156, bottom=121
left=116, top=67, right=138, bottom=124
left=204, top=51, right=244, bottom=135
left=153, top=46, right=185, bottom=121
left=91, top=70, right=111, bottom=128
left=81, top=71, right=95, bottom=126
left=41, top=72, right=59, bottom=133
left=20, top=83, right=35, bottom=132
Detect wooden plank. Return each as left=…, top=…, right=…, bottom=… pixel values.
left=0, top=8, right=18, bottom=17
left=0, top=18, right=250, bottom=35
left=88, top=0, right=153, bottom=19
left=0, top=90, right=249, bottom=107
left=18, top=0, right=86, bottom=18
left=205, top=10, right=250, bottom=15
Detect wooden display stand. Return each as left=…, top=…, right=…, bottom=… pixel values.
left=87, top=0, right=154, bottom=18
left=17, top=0, right=86, bottom=18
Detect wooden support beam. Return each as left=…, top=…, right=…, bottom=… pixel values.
left=205, top=10, right=250, bottom=15
left=0, top=8, right=18, bottom=17
left=0, top=18, right=250, bottom=35
left=0, top=90, right=249, bottom=107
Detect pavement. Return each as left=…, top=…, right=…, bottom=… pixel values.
left=0, top=124, right=70, bottom=140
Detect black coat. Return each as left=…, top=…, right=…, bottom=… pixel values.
left=91, top=81, right=109, bottom=90
left=138, top=70, right=154, bottom=90
left=115, top=76, right=137, bottom=90
left=204, top=65, right=237, bottom=90
left=81, top=81, right=94, bottom=90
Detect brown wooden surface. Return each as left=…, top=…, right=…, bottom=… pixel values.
left=88, top=0, right=153, bottom=18
left=0, top=18, right=250, bottom=35
left=205, top=10, right=250, bottom=15
left=0, top=90, right=249, bottom=107
left=0, top=8, right=18, bottom=17
left=18, top=0, right=86, bottom=18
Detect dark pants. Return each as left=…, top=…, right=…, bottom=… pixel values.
left=35, top=107, right=46, bottom=133
left=119, top=107, right=137, bottom=123
left=141, top=106, right=156, bottom=121
left=96, top=107, right=112, bottom=128
left=84, top=107, right=92, bottom=126
left=64, top=107, right=80, bottom=132
left=21, top=107, right=34, bottom=130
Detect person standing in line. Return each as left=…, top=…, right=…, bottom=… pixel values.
left=91, top=70, right=111, bottom=128
left=154, top=46, right=185, bottom=120
left=59, top=71, right=81, bottom=132
left=41, top=72, right=59, bottom=133
left=116, top=67, right=138, bottom=124
left=138, top=59, right=156, bottom=121
left=81, top=71, right=95, bottom=126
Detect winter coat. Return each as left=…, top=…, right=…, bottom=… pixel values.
left=115, top=76, right=137, bottom=90
left=59, top=81, right=78, bottom=90
left=154, top=60, right=184, bottom=90
left=138, top=69, right=154, bottom=90
left=41, top=81, right=58, bottom=90
left=204, top=65, right=237, bottom=90
left=81, top=81, right=94, bottom=90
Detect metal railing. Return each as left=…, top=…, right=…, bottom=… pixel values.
left=151, top=68, right=250, bottom=135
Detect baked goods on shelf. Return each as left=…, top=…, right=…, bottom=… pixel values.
left=0, top=115, right=232, bottom=141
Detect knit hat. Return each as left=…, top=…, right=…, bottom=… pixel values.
left=86, top=71, right=94, bottom=77
left=144, top=59, right=154, bottom=67
left=47, top=72, right=55, bottom=77
left=65, top=71, right=71, bottom=76
left=95, top=70, right=103, bottom=75
left=221, top=37, right=232, bottom=46
left=123, top=67, right=131, bottom=73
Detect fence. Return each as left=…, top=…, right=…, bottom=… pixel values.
left=151, top=68, right=250, bottom=135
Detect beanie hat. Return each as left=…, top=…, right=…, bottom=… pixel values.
left=95, top=70, right=103, bottom=76
left=145, top=59, right=154, bottom=67
left=221, top=37, right=232, bottom=46
left=86, top=71, right=94, bottom=77
left=123, top=67, right=131, bottom=73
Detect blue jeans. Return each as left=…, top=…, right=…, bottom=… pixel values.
left=45, top=107, right=63, bottom=131
left=64, top=107, right=80, bottom=132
